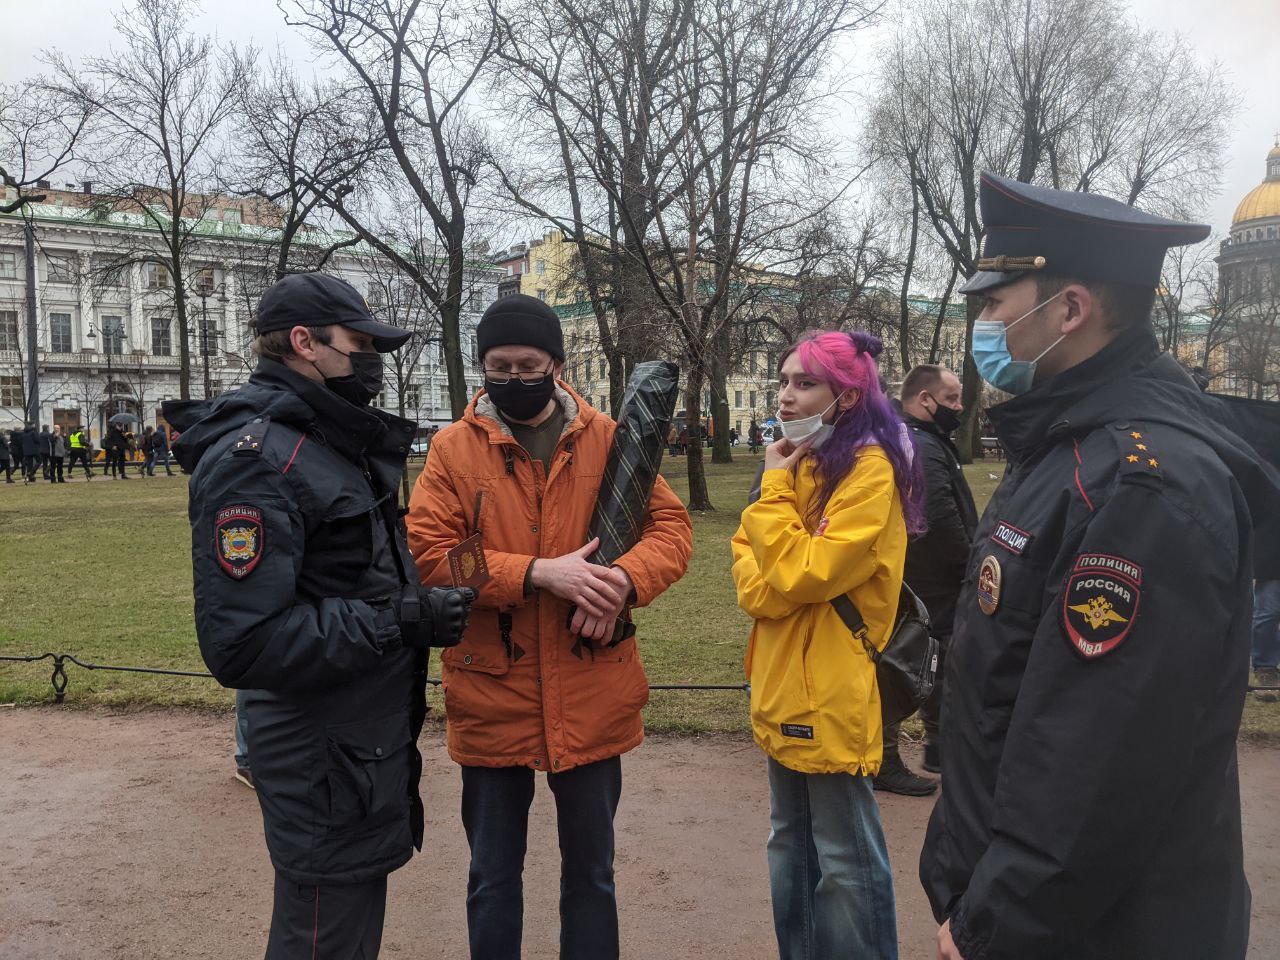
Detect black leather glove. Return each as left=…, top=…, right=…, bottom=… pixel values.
left=397, top=585, right=475, bottom=649
left=424, top=586, right=475, bottom=648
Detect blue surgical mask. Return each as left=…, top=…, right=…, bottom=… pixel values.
left=971, top=290, right=1066, bottom=395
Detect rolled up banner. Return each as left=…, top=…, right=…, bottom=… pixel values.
left=587, top=360, right=681, bottom=566
left=569, top=360, right=680, bottom=657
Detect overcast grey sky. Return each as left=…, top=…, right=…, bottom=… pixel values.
left=2, top=0, right=1275, bottom=235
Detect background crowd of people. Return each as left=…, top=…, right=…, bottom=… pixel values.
left=0, top=422, right=174, bottom=483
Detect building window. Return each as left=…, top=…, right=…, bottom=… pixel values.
left=0, top=310, right=18, bottom=351
left=404, top=386, right=421, bottom=409
left=735, top=389, right=743, bottom=408
left=0, top=249, right=18, bottom=279
left=749, top=390, right=757, bottom=409
left=50, top=312, right=73, bottom=353
left=144, top=263, right=172, bottom=290
left=151, top=316, right=172, bottom=356
left=596, top=357, right=606, bottom=380
left=535, top=259, right=546, bottom=275
left=439, top=384, right=450, bottom=409
left=92, top=255, right=127, bottom=288
left=102, top=316, right=125, bottom=355
left=46, top=252, right=78, bottom=284
left=0, top=375, right=22, bottom=407
left=575, top=290, right=585, bottom=303
left=537, top=288, right=548, bottom=301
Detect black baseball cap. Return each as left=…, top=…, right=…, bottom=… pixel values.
left=960, top=173, right=1211, bottom=295
left=255, top=272, right=412, bottom=353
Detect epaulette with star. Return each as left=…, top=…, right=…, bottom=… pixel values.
left=1109, top=421, right=1162, bottom=487
left=231, top=417, right=271, bottom=458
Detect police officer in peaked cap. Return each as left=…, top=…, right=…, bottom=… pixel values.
left=164, top=272, right=474, bottom=959
left=919, top=173, right=1280, bottom=960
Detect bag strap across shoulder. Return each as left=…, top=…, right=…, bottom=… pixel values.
left=831, top=593, right=881, bottom=663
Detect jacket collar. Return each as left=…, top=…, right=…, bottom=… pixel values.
left=250, top=359, right=414, bottom=461
left=904, top=412, right=962, bottom=459
left=466, top=380, right=589, bottom=444
left=989, top=323, right=1162, bottom=461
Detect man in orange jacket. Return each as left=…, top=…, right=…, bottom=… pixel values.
left=407, top=294, right=693, bottom=960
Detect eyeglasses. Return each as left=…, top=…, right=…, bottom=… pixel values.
left=484, top=365, right=554, bottom=386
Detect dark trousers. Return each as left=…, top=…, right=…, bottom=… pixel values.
left=68, top=449, right=92, bottom=477
left=2, top=459, right=11, bottom=481
left=23, top=455, right=37, bottom=481
left=264, top=872, right=387, bottom=960
left=109, top=450, right=127, bottom=477
left=50, top=456, right=64, bottom=482
left=462, top=756, right=623, bottom=960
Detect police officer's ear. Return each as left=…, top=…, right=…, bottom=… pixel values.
left=1057, top=283, right=1096, bottom=336
left=289, top=325, right=322, bottom=362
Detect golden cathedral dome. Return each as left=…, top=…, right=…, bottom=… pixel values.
left=1234, top=182, right=1280, bottom=224
left=1233, top=141, right=1280, bottom=225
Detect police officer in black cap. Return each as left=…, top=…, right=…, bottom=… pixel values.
left=164, top=272, right=474, bottom=959
left=920, top=173, right=1280, bottom=959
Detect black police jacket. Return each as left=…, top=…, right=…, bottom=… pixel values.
left=903, top=415, right=978, bottom=639
left=920, top=324, right=1280, bottom=960
left=165, top=360, right=425, bottom=886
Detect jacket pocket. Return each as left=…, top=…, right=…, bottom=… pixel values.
left=321, top=712, right=413, bottom=834
left=441, top=611, right=513, bottom=677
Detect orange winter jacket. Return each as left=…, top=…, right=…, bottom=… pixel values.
left=406, top=382, right=693, bottom=772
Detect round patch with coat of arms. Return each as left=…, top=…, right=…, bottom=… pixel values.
left=977, top=554, right=1002, bottom=615
left=215, top=505, right=264, bottom=580
left=1062, top=553, right=1142, bottom=659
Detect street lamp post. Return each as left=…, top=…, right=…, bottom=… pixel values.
left=190, top=276, right=227, bottom=400
left=87, top=317, right=126, bottom=439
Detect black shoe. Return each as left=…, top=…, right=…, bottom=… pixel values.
left=922, top=741, right=941, bottom=774
left=874, top=754, right=938, bottom=796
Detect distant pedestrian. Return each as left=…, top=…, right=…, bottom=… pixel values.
left=105, top=424, right=128, bottom=479
left=39, top=426, right=53, bottom=480
left=141, top=426, right=156, bottom=477
left=667, top=423, right=679, bottom=456
left=18, top=424, right=40, bottom=483
left=0, top=432, right=12, bottom=483
left=729, top=427, right=739, bottom=446
left=68, top=427, right=93, bottom=479
left=49, top=426, right=67, bottom=483
left=150, top=425, right=174, bottom=476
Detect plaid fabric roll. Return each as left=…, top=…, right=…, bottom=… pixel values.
left=587, top=360, right=681, bottom=566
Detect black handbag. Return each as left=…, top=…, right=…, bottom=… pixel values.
left=831, top=583, right=939, bottom=726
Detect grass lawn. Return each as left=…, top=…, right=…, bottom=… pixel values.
left=2, top=453, right=1278, bottom=742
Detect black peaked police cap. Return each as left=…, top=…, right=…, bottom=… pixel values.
left=255, top=272, right=412, bottom=353
left=959, top=172, right=1211, bottom=295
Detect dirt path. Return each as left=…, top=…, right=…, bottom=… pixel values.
left=2, top=707, right=1277, bottom=959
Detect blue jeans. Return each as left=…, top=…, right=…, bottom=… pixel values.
left=233, top=689, right=250, bottom=770
left=766, top=757, right=898, bottom=960
left=1253, top=580, right=1280, bottom=669
left=461, top=757, right=622, bottom=960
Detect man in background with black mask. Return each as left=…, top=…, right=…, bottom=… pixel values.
left=874, top=364, right=977, bottom=797
left=164, top=272, right=474, bottom=959
left=406, top=293, right=692, bottom=959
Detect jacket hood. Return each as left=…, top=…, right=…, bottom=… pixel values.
left=165, top=359, right=409, bottom=473
left=462, top=380, right=591, bottom=444
left=991, top=323, right=1280, bottom=570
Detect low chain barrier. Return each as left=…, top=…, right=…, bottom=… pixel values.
left=0, top=652, right=749, bottom=703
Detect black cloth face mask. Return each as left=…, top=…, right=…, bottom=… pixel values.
left=486, top=374, right=556, bottom=422
left=314, top=343, right=384, bottom=407
left=927, top=394, right=962, bottom=435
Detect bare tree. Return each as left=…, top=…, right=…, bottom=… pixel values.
left=282, top=0, right=497, bottom=418
left=0, top=80, right=94, bottom=214
left=46, top=0, right=250, bottom=400
left=869, top=0, right=1231, bottom=459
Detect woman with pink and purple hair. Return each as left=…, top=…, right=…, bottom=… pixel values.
left=732, top=330, right=922, bottom=959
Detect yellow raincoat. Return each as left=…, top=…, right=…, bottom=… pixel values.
left=732, top=447, right=906, bottom=776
